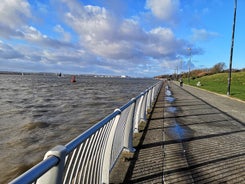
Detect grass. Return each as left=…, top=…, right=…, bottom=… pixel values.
left=183, top=72, right=245, bottom=101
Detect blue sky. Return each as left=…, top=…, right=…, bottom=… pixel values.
left=0, top=0, right=244, bottom=77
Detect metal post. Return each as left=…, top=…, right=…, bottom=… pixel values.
left=188, top=48, right=192, bottom=84
left=134, top=93, right=146, bottom=133
left=140, top=92, right=147, bottom=122
left=227, top=0, right=237, bottom=96
left=37, top=145, right=67, bottom=184
left=123, top=99, right=136, bottom=153
left=146, top=89, right=152, bottom=110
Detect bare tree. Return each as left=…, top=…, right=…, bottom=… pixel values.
left=211, top=62, right=226, bottom=74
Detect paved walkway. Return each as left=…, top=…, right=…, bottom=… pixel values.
left=110, top=81, right=245, bottom=183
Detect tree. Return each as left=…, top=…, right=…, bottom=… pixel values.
left=211, top=62, right=226, bottom=74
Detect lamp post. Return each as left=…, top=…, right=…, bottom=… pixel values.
left=188, top=48, right=192, bottom=84
left=227, top=0, right=237, bottom=96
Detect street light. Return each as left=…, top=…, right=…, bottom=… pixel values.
left=227, top=0, right=237, bottom=96
left=187, top=48, right=192, bottom=84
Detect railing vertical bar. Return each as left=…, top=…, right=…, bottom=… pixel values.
left=63, top=147, right=79, bottom=183
left=95, top=122, right=111, bottom=183
left=96, top=119, right=115, bottom=183
left=70, top=143, right=85, bottom=184
left=102, top=110, right=121, bottom=184
left=81, top=135, right=98, bottom=184
left=90, top=128, right=105, bottom=184
left=96, top=120, right=114, bottom=183
left=67, top=142, right=86, bottom=183
left=85, top=132, right=101, bottom=183
left=72, top=133, right=95, bottom=183
left=67, top=137, right=90, bottom=183
left=82, top=134, right=97, bottom=184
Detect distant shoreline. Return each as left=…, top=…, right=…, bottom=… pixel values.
left=0, top=71, right=56, bottom=75
left=0, top=71, right=136, bottom=79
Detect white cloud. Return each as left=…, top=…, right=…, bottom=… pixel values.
left=0, top=1, right=74, bottom=49
left=0, top=0, right=31, bottom=37
left=0, top=0, right=200, bottom=77
left=54, top=25, right=71, bottom=42
left=0, top=41, right=24, bottom=59
left=191, top=28, right=219, bottom=42
left=145, top=0, right=180, bottom=23
left=0, top=0, right=31, bottom=28
left=60, top=1, right=189, bottom=63
left=16, top=26, right=75, bottom=49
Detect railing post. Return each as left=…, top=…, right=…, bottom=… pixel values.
left=152, top=87, right=155, bottom=104
left=37, top=145, right=66, bottom=184
left=141, top=91, right=147, bottom=121
left=102, top=109, right=121, bottom=184
left=123, top=98, right=136, bottom=153
left=146, top=88, right=152, bottom=110
left=134, top=93, right=146, bottom=133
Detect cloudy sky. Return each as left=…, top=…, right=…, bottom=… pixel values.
left=0, top=0, right=244, bottom=77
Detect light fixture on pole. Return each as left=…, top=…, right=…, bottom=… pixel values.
left=227, top=0, right=237, bottom=96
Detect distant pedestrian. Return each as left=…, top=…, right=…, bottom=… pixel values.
left=179, top=78, right=183, bottom=87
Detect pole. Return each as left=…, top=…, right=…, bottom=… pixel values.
left=188, top=48, right=192, bottom=84
left=227, top=0, right=237, bottom=96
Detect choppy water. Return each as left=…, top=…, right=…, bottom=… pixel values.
left=0, top=74, right=157, bottom=183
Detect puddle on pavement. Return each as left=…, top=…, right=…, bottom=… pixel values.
left=165, top=89, right=172, bottom=96
left=166, top=106, right=178, bottom=113
left=165, top=96, right=175, bottom=103
left=164, top=85, right=194, bottom=142
left=164, top=86, right=175, bottom=103
left=165, top=120, right=194, bottom=141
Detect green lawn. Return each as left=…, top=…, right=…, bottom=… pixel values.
left=183, top=72, right=245, bottom=101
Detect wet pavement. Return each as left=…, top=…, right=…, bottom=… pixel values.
left=110, top=81, right=245, bottom=183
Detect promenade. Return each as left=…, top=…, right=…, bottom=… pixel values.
left=110, top=81, right=245, bottom=183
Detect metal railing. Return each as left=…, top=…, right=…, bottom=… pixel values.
left=10, top=81, right=163, bottom=184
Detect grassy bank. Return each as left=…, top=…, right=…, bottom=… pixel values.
left=183, top=72, right=245, bottom=101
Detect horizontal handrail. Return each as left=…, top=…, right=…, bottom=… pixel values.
left=65, top=109, right=121, bottom=153
left=10, top=80, right=163, bottom=184
left=9, top=156, right=59, bottom=184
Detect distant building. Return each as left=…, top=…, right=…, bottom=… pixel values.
left=120, top=75, right=126, bottom=78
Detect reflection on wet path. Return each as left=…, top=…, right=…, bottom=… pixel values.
left=165, top=120, right=194, bottom=142
left=164, top=84, right=194, bottom=142
left=165, top=96, right=175, bottom=103
left=166, top=106, right=177, bottom=114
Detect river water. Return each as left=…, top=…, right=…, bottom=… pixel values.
left=0, top=74, right=157, bottom=183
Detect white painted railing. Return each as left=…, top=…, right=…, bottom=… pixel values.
left=10, top=81, right=163, bottom=184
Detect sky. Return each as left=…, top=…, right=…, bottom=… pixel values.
left=0, top=0, right=244, bottom=77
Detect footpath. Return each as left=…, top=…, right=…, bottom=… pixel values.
left=110, top=81, right=245, bottom=183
